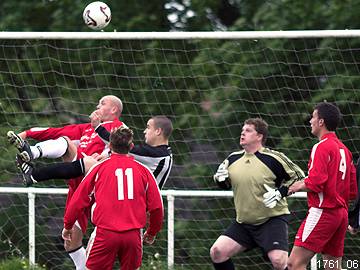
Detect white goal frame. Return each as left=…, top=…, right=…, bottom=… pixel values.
left=0, top=30, right=360, bottom=40
left=1, top=30, right=355, bottom=269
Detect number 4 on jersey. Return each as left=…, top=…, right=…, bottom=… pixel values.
left=339, top=149, right=347, bottom=180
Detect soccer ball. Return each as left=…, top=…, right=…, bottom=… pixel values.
left=83, top=1, right=111, bottom=30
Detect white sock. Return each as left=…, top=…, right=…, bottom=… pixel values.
left=68, top=246, right=86, bottom=270
left=31, top=137, right=68, bottom=159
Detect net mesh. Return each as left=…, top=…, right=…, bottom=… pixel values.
left=0, top=36, right=360, bottom=269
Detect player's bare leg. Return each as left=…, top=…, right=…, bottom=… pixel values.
left=322, top=254, right=342, bottom=270
left=288, top=246, right=315, bottom=270
left=65, top=225, right=86, bottom=270
left=61, top=137, right=78, bottom=162
left=82, top=153, right=103, bottom=174
left=61, top=138, right=86, bottom=270
left=210, top=235, right=246, bottom=269
left=268, top=249, right=288, bottom=270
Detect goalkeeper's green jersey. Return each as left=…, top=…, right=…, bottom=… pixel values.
left=225, top=147, right=305, bottom=225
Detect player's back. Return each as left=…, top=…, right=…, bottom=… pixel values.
left=306, top=133, right=355, bottom=209
left=90, top=153, right=162, bottom=232
left=333, top=136, right=357, bottom=208
left=67, top=119, right=124, bottom=193
left=306, top=134, right=341, bottom=208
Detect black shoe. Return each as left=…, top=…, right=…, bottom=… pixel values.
left=7, top=131, right=33, bottom=162
left=16, top=154, right=35, bottom=187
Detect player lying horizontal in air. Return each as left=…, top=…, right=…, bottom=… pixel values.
left=8, top=115, right=173, bottom=189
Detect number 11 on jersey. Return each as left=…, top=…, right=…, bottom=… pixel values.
left=115, top=168, right=134, bottom=200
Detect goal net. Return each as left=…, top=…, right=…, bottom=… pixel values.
left=0, top=31, right=359, bottom=269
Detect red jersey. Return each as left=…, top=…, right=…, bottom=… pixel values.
left=25, top=119, right=123, bottom=158
left=25, top=119, right=124, bottom=233
left=25, top=119, right=124, bottom=192
left=304, top=133, right=357, bottom=209
left=63, top=153, right=164, bottom=235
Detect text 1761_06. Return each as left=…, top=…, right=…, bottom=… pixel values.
left=317, top=259, right=359, bottom=269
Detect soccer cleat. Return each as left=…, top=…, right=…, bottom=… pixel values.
left=7, top=131, right=33, bottom=162
left=16, top=154, right=35, bottom=187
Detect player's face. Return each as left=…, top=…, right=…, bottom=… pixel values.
left=96, top=97, right=116, bottom=121
left=144, top=119, right=159, bottom=145
left=239, top=124, right=262, bottom=147
left=310, top=109, right=322, bottom=136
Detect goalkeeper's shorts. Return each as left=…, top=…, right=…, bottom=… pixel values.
left=222, top=214, right=289, bottom=257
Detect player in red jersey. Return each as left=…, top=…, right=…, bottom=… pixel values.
left=62, top=126, right=164, bottom=270
left=288, top=102, right=358, bottom=270
left=7, top=95, right=124, bottom=270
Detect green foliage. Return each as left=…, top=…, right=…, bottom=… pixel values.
left=1, top=1, right=360, bottom=269
left=0, top=258, right=45, bottom=270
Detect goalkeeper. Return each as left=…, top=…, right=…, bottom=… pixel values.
left=210, top=118, right=304, bottom=270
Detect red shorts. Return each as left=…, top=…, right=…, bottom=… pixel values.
left=294, top=207, right=347, bottom=257
left=86, top=227, right=142, bottom=270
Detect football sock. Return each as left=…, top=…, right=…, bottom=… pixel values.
left=32, top=137, right=68, bottom=159
left=32, top=159, right=85, bottom=182
left=68, top=246, right=86, bottom=270
left=212, top=259, right=235, bottom=270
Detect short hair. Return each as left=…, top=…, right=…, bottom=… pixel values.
left=314, top=102, right=341, bottom=131
left=152, top=115, right=173, bottom=139
left=110, top=126, right=134, bottom=154
left=244, top=118, right=269, bottom=145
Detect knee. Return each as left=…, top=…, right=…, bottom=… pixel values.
left=63, top=229, right=83, bottom=252
left=64, top=240, right=82, bottom=252
left=210, top=244, right=226, bottom=263
left=63, top=240, right=72, bottom=251
left=62, top=137, right=77, bottom=161
left=287, top=258, right=294, bottom=270
left=269, top=253, right=287, bottom=270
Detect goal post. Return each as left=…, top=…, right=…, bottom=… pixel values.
left=0, top=31, right=360, bottom=269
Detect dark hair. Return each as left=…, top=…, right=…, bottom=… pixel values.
left=110, top=126, right=134, bottom=154
left=314, top=102, right=341, bottom=131
left=152, top=115, right=173, bottom=139
left=244, top=118, right=268, bottom=145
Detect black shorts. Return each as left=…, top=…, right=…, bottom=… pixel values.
left=222, top=215, right=289, bottom=255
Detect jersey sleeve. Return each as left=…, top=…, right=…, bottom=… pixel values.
left=63, top=165, right=99, bottom=230
left=278, top=152, right=305, bottom=188
left=94, top=119, right=124, bottom=144
left=304, top=144, right=329, bottom=193
left=95, top=125, right=110, bottom=143
left=26, top=123, right=89, bottom=141
left=144, top=168, right=164, bottom=236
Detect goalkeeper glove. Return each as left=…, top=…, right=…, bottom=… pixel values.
left=213, top=160, right=231, bottom=190
left=262, top=184, right=283, bottom=208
